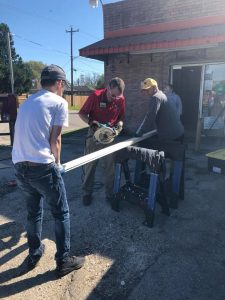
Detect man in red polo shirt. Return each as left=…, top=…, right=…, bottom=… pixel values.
left=79, top=77, right=125, bottom=205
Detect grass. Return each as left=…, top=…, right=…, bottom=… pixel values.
left=68, top=105, right=81, bottom=111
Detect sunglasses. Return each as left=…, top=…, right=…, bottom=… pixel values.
left=107, top=87, right=122, bottom=100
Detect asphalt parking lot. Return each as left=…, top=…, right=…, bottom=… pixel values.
left=1, top=129, right=225, bottom=300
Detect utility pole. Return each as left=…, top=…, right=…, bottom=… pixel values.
left=6, top=31, right=14, bottom=94
left=66, top=26, right=79, bottom=106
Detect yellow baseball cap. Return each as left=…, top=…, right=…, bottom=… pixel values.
left=141, top=78, right=158, bottom=90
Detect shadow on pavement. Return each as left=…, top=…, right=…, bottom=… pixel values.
left=1, top=131, right=225, bottom=299
left=0, top=270, right=57, bottom=298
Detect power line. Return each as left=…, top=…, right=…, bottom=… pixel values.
left=77, top=56, right=104, bottom=65
left=1, top=3, right=102, bottom=43
left=14, top=34, right=103, bottom=69
left=12, top=34, right=102, bottom=73
left=76, top=58, right=103, bottom=72
left=0, top=3, right=66, bottom=29
left=62, top=59, right=71, bottom=68
left=79, top=30, right=101, bottom=41
left=14, top=34, right=70, bottom=56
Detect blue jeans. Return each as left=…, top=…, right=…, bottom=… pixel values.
left=14, top=162, right=70, bottom=263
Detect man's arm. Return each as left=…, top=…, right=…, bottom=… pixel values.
left=78, top=93, right=95, bottom=124
left=177, top=95, right=182, bottom=116
left=78, top=94, right=100, bottom=130
left=136, top=97, right=159, bottom=135
left=78, top=112, right=89, bottom=124
left=50, top=125, right=63, bottom=164
left=112, top=97, right=125, bottom=135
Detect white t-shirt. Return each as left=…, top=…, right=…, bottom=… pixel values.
left=12, top=89, right=68, bottom=164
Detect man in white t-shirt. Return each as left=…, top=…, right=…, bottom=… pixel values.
left=12, top=65, right=84, bottom=277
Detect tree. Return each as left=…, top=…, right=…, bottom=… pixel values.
left=75, top=72, right=105, bottom=89
left=26, top=60, right=46, bottom=81
left=95, top=74, right=105, bottom=89
left=0, top=23, right=32, bottom=94
left=25, top=60, right=46, bottom=89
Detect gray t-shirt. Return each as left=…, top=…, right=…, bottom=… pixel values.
left=136, top=90, right=184, bottom=140
left=166, top=91, right=182, bottom=117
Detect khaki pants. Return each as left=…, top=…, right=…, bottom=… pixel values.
left=83, top=128, right=115, bottom=198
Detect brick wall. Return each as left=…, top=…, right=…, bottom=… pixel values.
left=104, top=0, right=225, bottom=33
left=105, top=44, right=225, bottom=133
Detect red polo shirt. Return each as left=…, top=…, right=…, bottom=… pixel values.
left=79, top=88, right=125, bottom=127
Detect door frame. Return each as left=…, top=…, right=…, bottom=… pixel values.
left=170, top=63, right=204, bottom=119
left=170, top=62, right=225, bottom=118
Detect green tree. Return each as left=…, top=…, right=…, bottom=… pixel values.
left=95, top=74, right=105, bottom=89
left=26, top=60, right=46, bottom=81
left=0, top=23, right=32, bottom=94
left=75, top=72, right=105, bottom=89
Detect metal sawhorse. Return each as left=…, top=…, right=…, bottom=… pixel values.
left=111, top=146, right=170, bottom=228
left=137, top=139, right=185, bottom=209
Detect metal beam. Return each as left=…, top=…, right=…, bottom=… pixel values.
left=63, top=130, right=156, bottom=172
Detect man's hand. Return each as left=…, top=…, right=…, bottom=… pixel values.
left=112, top=121, right=123, bottom=136
left=112, top=127, right=119, bottom=137
left=56, top=163, right=65, bottom=175
left=50, top=125, right=62, bottom=165
left=89, top=120, right=100, bottom=132
left=134, top=131, right=143, bottom=137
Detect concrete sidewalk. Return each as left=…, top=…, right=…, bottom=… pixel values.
left=0, top=110, right=87, bottom=146
left=0, top=131, right=225, bottom=300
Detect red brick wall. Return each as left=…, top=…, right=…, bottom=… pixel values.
left=104, top=0, right=225, bottom=33
left=105, top=45, right=225, bottom=133
left=102, top=0, right=225, bottom=132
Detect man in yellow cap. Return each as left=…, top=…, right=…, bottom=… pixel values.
left=136, top=78, right=184, bottom=141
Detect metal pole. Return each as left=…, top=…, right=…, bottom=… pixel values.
left=6, top=31, right=14, bottom=94
left=66, top=26, right=79, bottom=106
left=62, top=130, right=157, bottom=172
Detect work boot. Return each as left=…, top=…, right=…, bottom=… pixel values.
left=82, top=194, right=93, bottom=206
left=56, top=256, right=85, bottom=277
left=27, top=244, right=45, bottom=270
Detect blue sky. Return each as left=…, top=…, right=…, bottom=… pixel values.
left=0, top=0, right=121, bottom=81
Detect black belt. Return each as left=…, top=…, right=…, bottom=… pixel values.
left=16, top=161, right=53, bottom=167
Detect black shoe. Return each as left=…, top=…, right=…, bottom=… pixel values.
left=27, top=244, right=45, bottom=270
left=56, top=256, right=85, bottom=277
left=82, top=194, right=93, bottom=206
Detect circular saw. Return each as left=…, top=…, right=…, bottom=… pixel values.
left=93, top=126, right=115, bottom=144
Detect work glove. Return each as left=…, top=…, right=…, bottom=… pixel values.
left=56, top=163, right=65, bottom=175
left=112, top=127, right=119, bottom=137
left=134, top=130, right=143, bottom=137
left=89, top=120, right=100, bottom=132
left=112, top=121, right=123, bottom=136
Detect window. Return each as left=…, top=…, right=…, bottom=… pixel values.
left=202, top=64, right=225, bottom=130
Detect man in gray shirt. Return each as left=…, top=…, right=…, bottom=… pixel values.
left=136, top=78, right=184, bottom=141
left=164, top=84, right=182, bottom=119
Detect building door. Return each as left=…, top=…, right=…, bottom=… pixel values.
left=173, top=66, right=202, bottom=131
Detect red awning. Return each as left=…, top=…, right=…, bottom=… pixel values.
left=80, top=24, right=225, bottom=60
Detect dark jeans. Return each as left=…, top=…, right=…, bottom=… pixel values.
left=14, top=162, right=70, bottom=263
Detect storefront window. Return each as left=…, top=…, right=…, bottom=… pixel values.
left=202, top=64, right=225, bottom=131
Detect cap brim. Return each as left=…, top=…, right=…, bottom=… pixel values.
left=141, top=81, right=150, bottom=90
left=64, top=80, right=71, bottom=90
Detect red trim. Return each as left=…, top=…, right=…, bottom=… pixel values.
left=105, top=15, right=225, bottom=38
left=80, top=35, right=225, bottom=57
